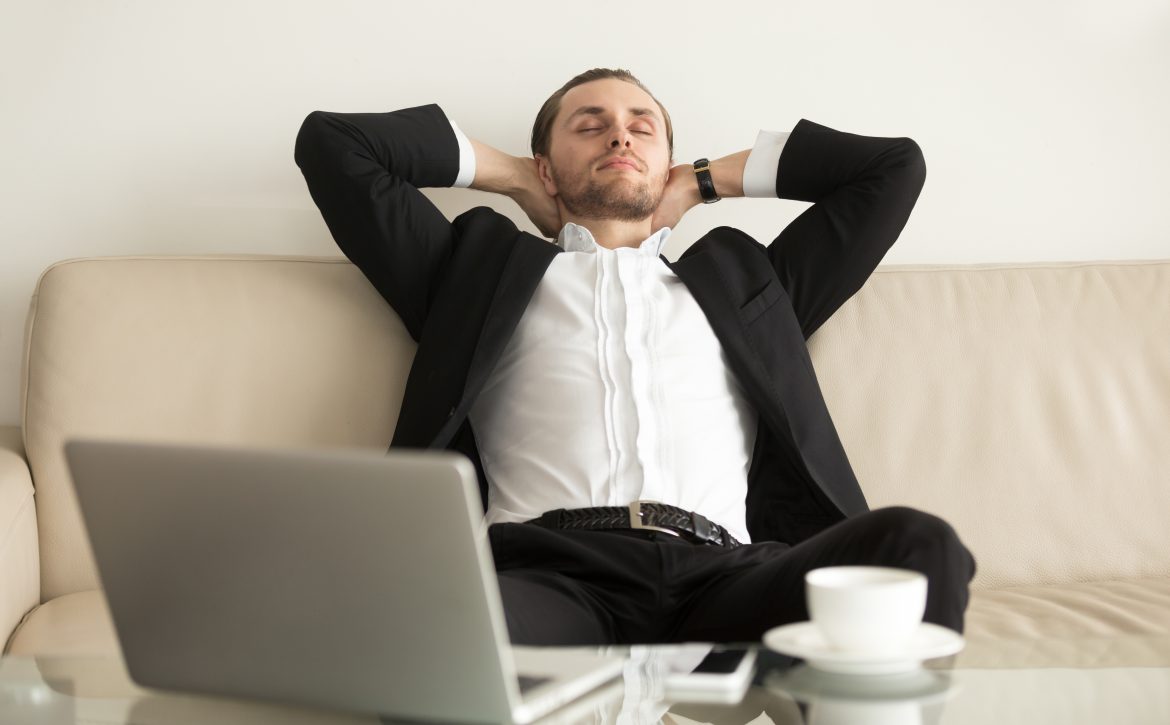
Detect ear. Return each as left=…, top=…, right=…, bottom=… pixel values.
left=534, top=153, right=558, bottom=197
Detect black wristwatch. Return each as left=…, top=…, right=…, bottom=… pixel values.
left=693, top=158, right=720, bottom=204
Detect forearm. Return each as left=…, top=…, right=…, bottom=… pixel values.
left=295, top=106, right=462, bottom=189
left=467, top=137, right=562, bottom=237
left=469, top=138, right=526, bottom=197
left=707, top=127, right=795, bottom=199
left=709, top=149, right=750, bottom=199
left=669, top=149, right=751, bottom=218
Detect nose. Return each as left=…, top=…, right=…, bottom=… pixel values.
left=609, top=128, right=633, bottom=148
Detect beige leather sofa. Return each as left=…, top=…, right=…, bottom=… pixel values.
left=3, top=255, right=1168, bottom=667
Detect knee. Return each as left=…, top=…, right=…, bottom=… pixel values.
left=867, top=506, right=976, bottom=580
left=869, top=505, right=952, bottom=541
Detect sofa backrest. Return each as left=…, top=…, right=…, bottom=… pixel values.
left=808, top=260, right=1170, bottom=589
left=21, top=256, right=1170, bottom=597
left=22, top=257, right=414, bottom=600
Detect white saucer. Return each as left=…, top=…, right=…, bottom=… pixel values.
left=766, top=664, right=958, bottom=705
left=763, top=621, right=964, bottom=675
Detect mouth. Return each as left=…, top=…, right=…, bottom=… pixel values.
left=599, top=158, right=640, bottom=172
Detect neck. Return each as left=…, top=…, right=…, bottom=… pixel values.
left=562, top=213, right=655, bottom=250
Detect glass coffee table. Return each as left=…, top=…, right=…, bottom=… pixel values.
left=3, top=647, right=1169, bottom=724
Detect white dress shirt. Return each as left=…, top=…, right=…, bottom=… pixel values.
left=445, top=118, right=789, bottom=544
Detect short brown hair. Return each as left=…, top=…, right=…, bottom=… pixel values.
left=530, top=68, right=674, bottom=161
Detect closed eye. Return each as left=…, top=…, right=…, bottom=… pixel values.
left=579, top=128, right=652, bottom=134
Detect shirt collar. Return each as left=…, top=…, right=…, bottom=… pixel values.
left=556, top=222, right=671, bottom=258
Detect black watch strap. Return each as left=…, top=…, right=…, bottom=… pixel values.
left=693, top=158, right=720, bottom=204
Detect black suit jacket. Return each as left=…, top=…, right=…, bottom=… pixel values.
left=294, top=103, right=926, bottom=546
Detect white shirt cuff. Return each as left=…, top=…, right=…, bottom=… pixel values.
left=447, top=117, right=477, bottom=188
left=742, top=130, right=791, bottom=198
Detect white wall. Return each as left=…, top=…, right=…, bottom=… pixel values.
left=3, top=0, right=1169, bottom=426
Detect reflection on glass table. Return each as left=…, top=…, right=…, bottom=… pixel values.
left=3, top=647, right=1170, bottom=724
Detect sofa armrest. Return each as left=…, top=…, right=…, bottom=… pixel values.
left=0, top=425, right=39, bottom=652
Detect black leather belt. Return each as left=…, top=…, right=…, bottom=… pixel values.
left=528, top=501, right=743, bottom=549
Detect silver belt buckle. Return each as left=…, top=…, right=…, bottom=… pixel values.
left=628, top=500, right=681, bottom=538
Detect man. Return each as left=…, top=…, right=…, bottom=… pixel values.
left=294, top=68, right=976, bottom=646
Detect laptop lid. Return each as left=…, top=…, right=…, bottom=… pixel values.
left=64, top=438, right=526, bottom=722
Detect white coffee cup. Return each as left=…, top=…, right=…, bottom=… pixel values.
left=805, top=566, right=927, bottom=654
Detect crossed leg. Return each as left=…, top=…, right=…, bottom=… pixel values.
left=668, top=506, right=978, bottom=642
left=492, top=507, right=977, bottom=646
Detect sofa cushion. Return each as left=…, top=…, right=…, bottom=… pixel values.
left=960, top=576, right=1170, bottom=667
left=9, top=578, right=1170, bottom=665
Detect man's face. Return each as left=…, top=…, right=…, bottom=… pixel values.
left=538, top=78, right=672, bottom=222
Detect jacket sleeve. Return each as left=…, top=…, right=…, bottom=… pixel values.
left=765, top=119, right=927, bottom=340
left=294, top=103, right=466, bottom=341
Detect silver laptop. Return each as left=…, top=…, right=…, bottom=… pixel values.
left=64, top=438, right=625, bottom=723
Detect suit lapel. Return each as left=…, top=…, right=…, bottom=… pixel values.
left=433, top=231, right=560, bottom=445
left=666, top=232, right=866, bottom=518
left=664, top=244, right=795, bottom=451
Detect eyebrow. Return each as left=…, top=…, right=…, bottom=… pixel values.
left=564, top=105, right=660, bottom=127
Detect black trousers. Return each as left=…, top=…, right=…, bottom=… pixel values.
left=489, top=506, right=977, bottom=646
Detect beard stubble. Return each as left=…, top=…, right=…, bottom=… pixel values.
left=550, top=160, right=667, bottom=222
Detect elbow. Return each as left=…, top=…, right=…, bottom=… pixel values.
left=293, top=110, right=331, bottom=171
left=897, top=137, right=927, bottom=193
